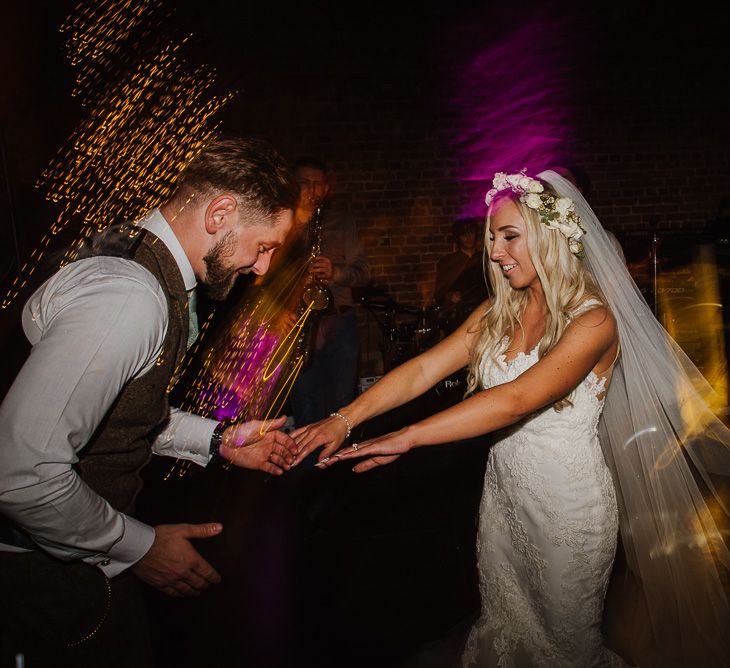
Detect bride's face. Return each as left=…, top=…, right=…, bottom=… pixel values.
left=489, top=199, right=539, bottom=291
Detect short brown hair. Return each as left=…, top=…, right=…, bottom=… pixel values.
left=172, top=136, right=299, bottom=221
left=452, top=217, right=478, bottom=239
left=292, top=156, right=328, bottom=174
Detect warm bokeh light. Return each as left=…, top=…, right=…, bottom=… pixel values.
left=185, top=248, right=313, bottom=424
left=658, top=246, right=729, bottom=419
left=2, top=0, right=232, bottom=308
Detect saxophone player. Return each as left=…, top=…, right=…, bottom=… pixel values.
left=289, top=157, right=371, bottom=430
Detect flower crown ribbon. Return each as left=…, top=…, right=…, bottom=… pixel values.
left=486, top=171, right=586, bottom=259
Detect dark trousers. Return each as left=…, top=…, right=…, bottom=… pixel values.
left=290, top=309, right=359, bottom=427
left=0, top=551, right=153, bottom=668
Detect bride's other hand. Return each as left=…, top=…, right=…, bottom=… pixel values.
left=291, top=414, right=350, bottom=465
left=320, top=427, right=414, bottom=473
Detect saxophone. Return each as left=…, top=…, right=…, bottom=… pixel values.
left=302, top=206, right=331, bottom=311
left=296, top=206, right=332, bottom=368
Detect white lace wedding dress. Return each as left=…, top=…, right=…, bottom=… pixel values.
left=462, top=318, right=624, bottom=667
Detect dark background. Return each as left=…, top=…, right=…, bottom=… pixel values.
left=2, top=0, right=729, bottom=310
left=1, top=2, right=729, bottom=666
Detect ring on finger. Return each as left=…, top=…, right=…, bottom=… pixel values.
left=351, top=443, right=359, bottom=451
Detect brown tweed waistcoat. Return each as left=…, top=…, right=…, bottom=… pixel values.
left=75, top=227, right=190, bottom=516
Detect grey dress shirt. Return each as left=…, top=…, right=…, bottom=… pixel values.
left=0, top=209, right=216, bottom=577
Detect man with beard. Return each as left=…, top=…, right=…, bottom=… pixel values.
left=0, top=136, right=299, bottom=666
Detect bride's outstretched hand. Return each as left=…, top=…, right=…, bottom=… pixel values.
left=291, top=414, right=350, bottom=466
left=319, top=427, right=413, bottom=473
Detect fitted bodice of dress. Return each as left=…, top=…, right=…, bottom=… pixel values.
left=463, top=331, right=621, bottom=667
left=480, top=338, right=611, bottom=487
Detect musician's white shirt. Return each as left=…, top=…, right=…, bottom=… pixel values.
left=0, top=209, right=216, bottom=577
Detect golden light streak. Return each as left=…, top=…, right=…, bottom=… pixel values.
left=647, top=502, right=729, bottom=563
left=176, top=242, right=314, bottom=422
left=658, top=246, right=728, bottom=419
left=2, top=0, right=233, bottom=309
left=7, top=1, right=331, bottom=474
left=264, top=304, right=313, bottom=382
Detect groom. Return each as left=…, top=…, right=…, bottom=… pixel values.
left=0, top=136, right=300, bottom=666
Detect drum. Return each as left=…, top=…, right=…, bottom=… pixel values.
left=413, top=306, right=441, bottom=353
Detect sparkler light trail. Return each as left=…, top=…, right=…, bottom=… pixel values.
left=186, top=239, right=314, bottom=423
left=2, top=0, right=233, bottom=308
left=163, top=240, right=316, bottom=479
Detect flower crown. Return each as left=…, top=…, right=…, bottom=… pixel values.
left=485, top=171, right=586, bottom=259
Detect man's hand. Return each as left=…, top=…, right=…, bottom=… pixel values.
left=132, top=523, right=223, bottom=597
left=310, top=255, right=337, bottom=283
left=220, top=416, right=297, bottom=475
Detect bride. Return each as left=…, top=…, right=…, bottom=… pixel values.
left=292, top=170, right=730, bottom=666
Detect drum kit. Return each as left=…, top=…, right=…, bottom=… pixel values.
left=361, top=292, right=480, bottom=375
left=359, top=294, right=474, bottom=406
left=361, top=297, right=440, bottom=369
left=359, top=267, right=489, bottom=373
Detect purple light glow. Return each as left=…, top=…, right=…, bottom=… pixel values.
left=450, top=17, right=577, bottom=218
left=196, top=317, right=286, bottom=423
left=190, top=248, right=312, bottom=428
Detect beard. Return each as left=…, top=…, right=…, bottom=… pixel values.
left=202, top=230, right=240, bottom=301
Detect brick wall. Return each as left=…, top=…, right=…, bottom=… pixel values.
left=8, top=3, right=727, bottom=313
left=218, top=4, right=728, bottom=316
left=209, top=3, right=729, bottom=374
left=3, top=2, right=727, bottom=377
left=573, top=6, right=730, bottom=236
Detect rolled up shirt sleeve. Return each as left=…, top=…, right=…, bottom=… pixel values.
left=0, top=257, right=169, bottom=575
left=152, top=408, right=217, bottom=466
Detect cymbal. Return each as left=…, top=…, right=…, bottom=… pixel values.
left=360, top=297, right=419, bottom=315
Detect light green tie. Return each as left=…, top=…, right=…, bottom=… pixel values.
left=186, top=288, right=199, bottom=349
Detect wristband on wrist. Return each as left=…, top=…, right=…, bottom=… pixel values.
left=330, top=412, right=352, bottom=438
left=209, top=422, right=227, bottom=459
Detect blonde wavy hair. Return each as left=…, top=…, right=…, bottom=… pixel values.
left=466, top=185, right=605, bottom=407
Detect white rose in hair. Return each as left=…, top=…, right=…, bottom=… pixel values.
left=485, top=188, right=498, bottom=204
left=557, top=220, right=579, bottom=238
left=528, top=180, right=544, bottom=194
left=518, top=176, right=534, bottom=190
left=506, top=174, right=523, bottom=187
left=569, top=239, right=583, bottom=254
left=493, top=173, right=508, bottom=189
left=524, top=193, right=542, bottom=209
left=554, top=198, right=573, bottom=217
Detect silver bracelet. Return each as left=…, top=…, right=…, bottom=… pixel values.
left=330, top=411, right=352, bottom=438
